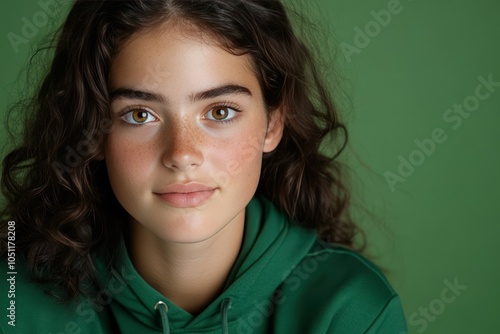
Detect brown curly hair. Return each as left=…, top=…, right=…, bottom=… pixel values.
left=1, top=0, right=361, bottom=300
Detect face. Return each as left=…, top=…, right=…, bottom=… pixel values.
left=104, top=22, right=283, bottom=244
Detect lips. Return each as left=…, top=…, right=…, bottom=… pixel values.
left=154, top=183, right=217, bottom=208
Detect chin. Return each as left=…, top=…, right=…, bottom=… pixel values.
left=152, top=218, right=225, bottom=244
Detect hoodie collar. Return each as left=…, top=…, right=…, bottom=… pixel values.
left=94, top=194, right=317, bottom=332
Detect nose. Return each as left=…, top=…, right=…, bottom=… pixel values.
left=162, top=120, right=203, bottom=171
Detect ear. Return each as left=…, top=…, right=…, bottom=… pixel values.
left=94, top=145, right=105, bottom=160
left=263, top=106, right=285, bottom=153
left=94, top=151, right=105, bottom=160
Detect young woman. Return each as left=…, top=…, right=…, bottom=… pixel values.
left=1, top=0, right=407, bottom=333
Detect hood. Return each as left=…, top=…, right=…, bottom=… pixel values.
left=93, top=194, right=317, bottom=333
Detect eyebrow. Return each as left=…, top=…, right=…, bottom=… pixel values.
left=109, top=84, right=252, bottom=104
left=190, top=84, right=252, bottom=102
left=109, top=88, right=166, bottom=103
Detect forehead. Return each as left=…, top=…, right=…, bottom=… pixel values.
left=109, top=21, right=259, bottom=95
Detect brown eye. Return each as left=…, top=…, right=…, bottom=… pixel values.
left=132, top=110, right=149, bottom=123
left=204, top=105, right=239, bottom=122
left=121, top=108, right=156, bottom=125
left=211, top=107, right=230, bottom=120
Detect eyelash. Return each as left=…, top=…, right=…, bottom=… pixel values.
left=119, top=106, right=158, bottom=128
left=204, top=101, right=242, bottom=124
left=118, top=102, right=243, bottom=127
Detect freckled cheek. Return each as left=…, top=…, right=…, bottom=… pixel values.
left=105, top=135, right=159, bottom=183
left=209, top=130, right=264, bottom=185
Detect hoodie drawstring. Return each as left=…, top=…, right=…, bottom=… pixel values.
left=220, top=298, right=232, bottom=334
left=155, top=301, right=170, bottom=334
left=155, top=298, right=231, bottom=334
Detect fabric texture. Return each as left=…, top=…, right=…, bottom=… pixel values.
left=0, top=194, right=408, bottom=333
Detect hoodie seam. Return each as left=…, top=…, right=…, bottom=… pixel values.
left=363, top=294, right=400, bottom=333
left=307, top=241, right=397, bottom=293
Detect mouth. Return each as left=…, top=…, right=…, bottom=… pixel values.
left=154, top=183, right=218, bottom=208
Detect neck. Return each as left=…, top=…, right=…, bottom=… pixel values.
left=128, top=212, right=245, bottom=315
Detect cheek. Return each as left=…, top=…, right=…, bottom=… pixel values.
left=104, top=135, right=158, bottom=186
left=210, top=124, right=265, bottom=186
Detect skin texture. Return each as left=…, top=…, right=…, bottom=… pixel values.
left=104, top=22, right=284, bottom=314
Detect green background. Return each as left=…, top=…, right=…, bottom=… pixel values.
left=1, top=1, right=499, bottom=333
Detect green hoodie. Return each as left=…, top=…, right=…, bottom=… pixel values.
left=1, top=195, right=407, bottom=333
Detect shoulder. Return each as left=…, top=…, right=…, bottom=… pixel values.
left=285, top=240, right=396, bottom=294
left=0, top=259, right=116, bottom=333
left=309, top=241, right=396, bottom=294
left=276, top=241, right=408, bottom=333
